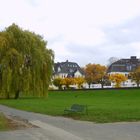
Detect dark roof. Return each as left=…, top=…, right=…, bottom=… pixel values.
left=54, top=60, right=84, bottom=77
left=107, top=56, right=140, bottom=73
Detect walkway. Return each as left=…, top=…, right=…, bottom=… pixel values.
left=0, top=105, right=140, bottom=140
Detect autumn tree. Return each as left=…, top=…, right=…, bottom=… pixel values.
left=84, top=64, right=107, bottom=88
left=0, top=24, right=54, bottom=99
left=61, top=77, right=74, bottom=89
left=130, top=67, right=140, bottom=87
left=109, top=73, right=127, bottom=88
left=74, top=77, right=85, bottom=89
left=53, top=78, right=63, bottom=89
left=99, top=74, right=109, bottom=88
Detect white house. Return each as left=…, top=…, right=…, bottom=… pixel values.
left=53, top=60, right=85, bottom=78
left=51, top=60, right=85, bottom=89
left=107, top=56, right=140, bottom=87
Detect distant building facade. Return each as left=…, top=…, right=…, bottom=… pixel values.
left=107, top=56, right=140, bottom=87
left=53, top=60, right=85, bottom=78
left=51, top=60, right=85, bottom=89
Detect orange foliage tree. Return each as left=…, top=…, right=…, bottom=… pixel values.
left=84, top=64, right=107, bottom=88
left=61, top=77, right=74, bottom=89
left=109, top=73, right=127, bottom=88
left=74, top=77, right=85, bottom=89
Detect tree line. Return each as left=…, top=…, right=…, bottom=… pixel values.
left=53, top=64, right=140, bottom=89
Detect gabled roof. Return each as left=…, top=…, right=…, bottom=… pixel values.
left=107, top=56, right=140, bottom=73
left=54, top=60, right=85, bottom=76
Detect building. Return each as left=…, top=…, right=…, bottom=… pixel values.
left=107, top=56, right=140, bottom=87
left=53, top=60, right=85, bottom=79
left=51, top=60, right=85, bottom=89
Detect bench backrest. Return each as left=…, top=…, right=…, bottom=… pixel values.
left=71, top=104, right=85, bottom=112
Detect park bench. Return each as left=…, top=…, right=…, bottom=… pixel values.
left=64, top=104, right=88, bottom=114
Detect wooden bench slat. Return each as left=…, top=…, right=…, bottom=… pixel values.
left=64, top=104, right=88, bottom=114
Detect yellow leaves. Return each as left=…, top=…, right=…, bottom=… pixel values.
left=130, top=66, right=140, bottom=87
left=84, top=63, right=107, bottom=84
left=53, top=77, right=85, bottom=89
left=61, top=78, right=74, bottom=88
left=74, top=77, right=85, bottom=89
left=109, top=73, right=127, bottom=88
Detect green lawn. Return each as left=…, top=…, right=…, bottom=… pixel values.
left=0, top=89, right=140, bottom=123
left=0, top=113, right=9, bottom=131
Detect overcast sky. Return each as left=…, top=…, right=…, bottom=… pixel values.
left=1, top=0, right=140, bottom=66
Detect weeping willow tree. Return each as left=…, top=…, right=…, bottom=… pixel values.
left=0, top=24, right=54, bottom=99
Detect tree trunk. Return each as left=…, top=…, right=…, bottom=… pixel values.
left=101, top=83, right=104, bottom=88
left=14, top=90, right=20, bottom=99
left=88, top=83, right=91, bottom=88
left=6, top=92, right=10, bottom=99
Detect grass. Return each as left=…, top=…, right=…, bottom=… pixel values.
left=0, top=89, right=140, bottom=123
left=0, top=113, right=9, bottom=131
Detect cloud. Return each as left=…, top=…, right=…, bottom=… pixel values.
left=46, top=0, right=140, bottom=65
left=49, top=15, right=140, bottom=66
left=104, top=16, right=140, bottom=45
left=26, top=0, right=40, bottom=7
left=1, top=0, right=140, bottom=66
left=0, top=0, right=48, bottom=34
left=129, top=42, right=140, bottom=56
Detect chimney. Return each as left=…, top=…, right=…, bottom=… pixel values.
left=130, top=56, right=137, bottom=60
left=130, top=56, right=137, bottom=63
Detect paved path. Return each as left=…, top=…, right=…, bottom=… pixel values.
left=0, top=105, right=140, bottom=140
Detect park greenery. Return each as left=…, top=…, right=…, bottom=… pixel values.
left=109, top=73, right=127, bottom=88
left=130, top=67, right=140, bottom=87
left=53, top=77, right=85, bottom=89
left=0, top=89, right=140, bottom=123
left=0, top=113, right=9, bottom=131
left=84, top=64, right=107, bottom=88
left=0, top=24, right=139, bottom=99
left=1, top=24, right=140, bottom=127
left=0, top=24, right=54, bottom=99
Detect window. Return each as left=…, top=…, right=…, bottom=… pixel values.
left=58, top=67, right=61, bottom=72
left=70, top=69, right=74, bottom=73
left=126, top=65, right=132, bottom=71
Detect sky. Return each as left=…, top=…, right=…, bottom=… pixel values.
left=1, top=0, right=140, bottom=66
